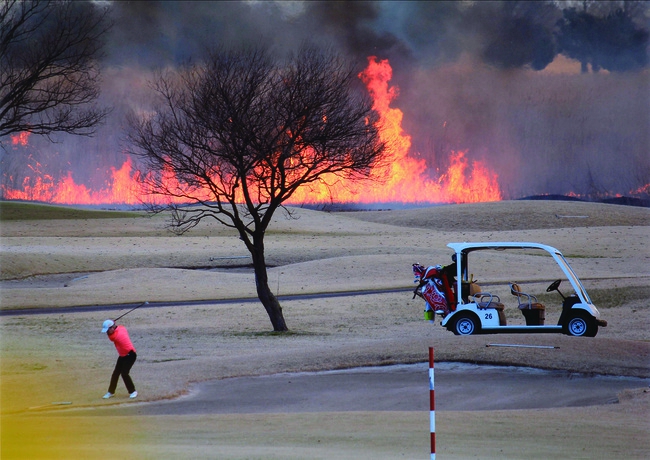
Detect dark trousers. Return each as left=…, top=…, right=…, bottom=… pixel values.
left=108, top=351, right=137, bottom=394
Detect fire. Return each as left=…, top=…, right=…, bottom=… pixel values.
left=631, top=183, right=650, bottom=196
left=286, top=56, right=502, bottom=204
left=1, top=58, right=503, bottom=206
left=10, top=131, right=30, bottom=146
left=2, top=157, right=143, bottom=205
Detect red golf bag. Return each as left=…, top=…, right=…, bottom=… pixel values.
left=412, top=263, right=456, bottom=316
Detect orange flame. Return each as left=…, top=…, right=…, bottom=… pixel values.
left=1, top=58, right=503, bottom=206
left=631, top=183, right=650, bottom=196
left=287, top=57, right=502, bottom=204
left=2, top=157, right=144, bottom=205
left=10, top=131, right=30, bottom=146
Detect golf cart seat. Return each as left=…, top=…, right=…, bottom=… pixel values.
left=510, top=282, right=545, bottom=325
left=469, top=283, right=507, bottom=325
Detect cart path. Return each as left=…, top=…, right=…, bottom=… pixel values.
left=96, top=363, right=650, bottom=416
left=0, top=288, right=411, bottom=316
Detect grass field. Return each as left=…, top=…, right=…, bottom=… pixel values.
left=1, top=200, right=649, bottom=458
left=0, top=201, right=140, bottom=221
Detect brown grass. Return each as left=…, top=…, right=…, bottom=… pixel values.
left=1, top=200, right=649, bottom=458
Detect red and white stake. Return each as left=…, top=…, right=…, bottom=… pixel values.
left=429, top=347, right=436, bottom=460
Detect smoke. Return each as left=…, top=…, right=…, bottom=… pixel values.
left=4, top=0, right=649, bottom=201
left=399, top=62, right=650, bottom=198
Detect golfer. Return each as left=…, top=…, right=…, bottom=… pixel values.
left=101, top=319, right=138, bottom=399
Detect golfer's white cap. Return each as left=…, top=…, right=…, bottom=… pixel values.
left=101, top=319, right=114, bottom=333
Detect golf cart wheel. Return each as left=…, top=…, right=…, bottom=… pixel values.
left=451, top=313, right=480, bottom=336
left=565, top=311, right=598, bottom=337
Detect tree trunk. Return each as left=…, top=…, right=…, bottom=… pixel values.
left=251, top=240, right=288, bottom=332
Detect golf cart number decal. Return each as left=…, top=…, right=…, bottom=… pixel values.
left=485, top=313, right=493, bottom=320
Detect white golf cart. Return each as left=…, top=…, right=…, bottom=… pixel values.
left=415, top=242, right=607, bottom=337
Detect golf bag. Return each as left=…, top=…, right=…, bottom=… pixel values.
left=412, top=263, right=456, bottom=316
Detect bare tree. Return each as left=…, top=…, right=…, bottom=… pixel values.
left=127, top=45, right=385, bottom=331
left=0, top=0, right=111, bottom=143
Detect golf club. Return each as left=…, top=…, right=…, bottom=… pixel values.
left=113, top=301, right=149, bottom=321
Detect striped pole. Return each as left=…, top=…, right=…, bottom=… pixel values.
left=429, top=347, right=435, bottom=460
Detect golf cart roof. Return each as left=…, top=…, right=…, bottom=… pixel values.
left=447, top=242, right=562, bottom=255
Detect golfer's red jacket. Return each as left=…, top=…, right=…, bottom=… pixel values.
left=108, top=325, right=136, bottom=357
